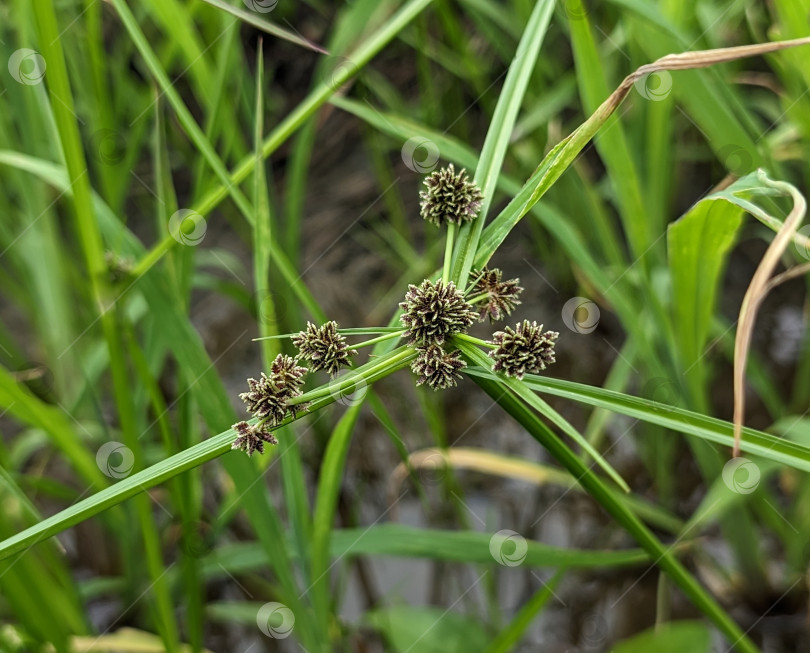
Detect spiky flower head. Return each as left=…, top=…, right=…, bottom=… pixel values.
left=488, top=320, right=559, bottom=379
left=419, top=164, right=484, bottom=227
left=471, top=267, right=523, bottom=322
left=292, top=321, right=358, bottom=376
left=399, top=279, right=477, bottom=346
left=239, top=354, right=309, bottom=424
left=411, top=344, right=466, bottom=390
left=231, top=420, right=278, bottom=457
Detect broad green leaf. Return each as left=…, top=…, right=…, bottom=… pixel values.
left=668, top=183, right=744, bottom=400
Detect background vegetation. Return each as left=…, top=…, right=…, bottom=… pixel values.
left=1, top=0, right=810, bottom=651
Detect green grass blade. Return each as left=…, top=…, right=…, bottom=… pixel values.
left=135, top=0, right=436, bottom=277
left=0, top=349, right=414, bottom=563
left=465, top=371, right=758, bottom=653
left=309, top=402, right=365, bottom=648
left=450, top=0, right=555, bottom=290
left=464, top=368, right=810, bottom=474
left=199, top=0, right=328, bottom=54
left=458, top=341, right=630, bottom=492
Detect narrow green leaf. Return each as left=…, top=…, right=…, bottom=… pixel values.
left=450, top=0, right=555, bottom=289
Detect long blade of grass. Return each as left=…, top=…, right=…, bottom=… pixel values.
left=133, top=0, right=436, bottom=278
left=450, top=0, right=555, bottom=290
left=459, top=341, right=629, bottom=491
left=464, top=368, right=758, bottom=653
left=475, top=37, right=810, bottom=267
left=463, top=367, right=810, bottom=474
left=0, top=348, right=414, bottom=562
left=199, top=0, right=328, bottom=54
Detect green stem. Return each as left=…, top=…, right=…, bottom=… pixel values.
left=466, top=292, right=489, bottom=305
left=443, top=223, right=456, bottom=283
left=468, top=371, right=759, bottom=653
left=353, top=330, right=405, bottom=349
left=452, top=333, right=495, bottom=348
left=288, top=347, right=415, bottom=406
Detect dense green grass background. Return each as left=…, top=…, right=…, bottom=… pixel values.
left=1, top=0, right=810, bottom=651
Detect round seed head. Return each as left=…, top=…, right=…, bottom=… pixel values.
left=399, top=279, right=477, bottom=346
left=471, top=267, right=523, bottom=322
left=411, top=344, right=466, bottom=390
left=419, top=164, right=484, bottom=227
left=239, top=354, right=309, bottom=424
left=292, top=321, right=358, bottom=376
left=488, top=320, right=558, bottom=379
left=231, top=420, right=278, bottom=457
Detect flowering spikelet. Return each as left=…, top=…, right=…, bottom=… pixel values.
left=239, top=354, right=309, bottom=424
left=292, top=321, right=358, bottom=376
left=411, top=344, right=466, bottom=390
left=488, top=320, right=558, bottom=379
left=231, top=420, right=278, bottom=457
left=399, top=279, right=477, bottom=346
left=419, top=164, right=484, bottom=227
left=471, top=267, right=523, bottom=322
